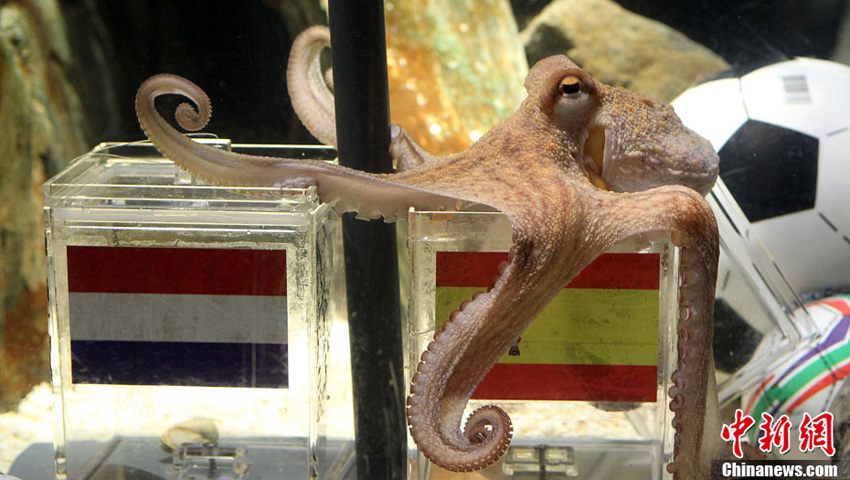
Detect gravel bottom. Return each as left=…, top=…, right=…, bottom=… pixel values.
left=0, top=382, right=52, bottom=473
left=0, top=318, right=650, bottom=475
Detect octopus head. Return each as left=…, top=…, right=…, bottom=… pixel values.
left=526, top=55, right=719, bottom=196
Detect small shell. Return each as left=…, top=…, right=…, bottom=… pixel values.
left=160, top=417, right=219, bottom=452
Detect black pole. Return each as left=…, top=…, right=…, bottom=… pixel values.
left=327, top=2, right=407, bottom=479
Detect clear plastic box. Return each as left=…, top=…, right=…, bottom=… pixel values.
left=707, top=179, right=820, bottom=405
left=406, top=208, right=679, bottom=480
left=43, top=141, right=353, bottom=479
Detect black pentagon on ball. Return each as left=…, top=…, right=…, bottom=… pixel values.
left=713, top=298, right=763, bottom=373
left=718, top=120, right=819, bottom=223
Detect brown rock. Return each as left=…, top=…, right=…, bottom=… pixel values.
left=385, top=0, right=528, bottom=155
left=0, top=1, right=87, bottom=411
left=522, top=0, right=729, bottom=102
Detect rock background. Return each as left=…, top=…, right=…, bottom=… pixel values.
left=0, top=0, right=87, bottom=411
left=521, top=0, right=730, bottom=102
left=385, top=0, right=528, bottom=155
left=0, top=0, right=847, bottom=415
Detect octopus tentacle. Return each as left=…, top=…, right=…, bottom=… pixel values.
left=390, top=123, right=452, bottom=172
left=407, top=267, right=518, bottom=472
left=286, top=25, right=446, bottom=170
left=135, top=74, right=459, bottom=221
left=668, top=223, right=725, bottom=480
left=287, top=25, right=337, bottom=146
left=592, top=186, right=727, bottom=479
left=408, top=204, right=594, bottom=472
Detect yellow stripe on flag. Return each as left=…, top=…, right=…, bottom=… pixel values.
left=435, top=287, right=658, bottom=366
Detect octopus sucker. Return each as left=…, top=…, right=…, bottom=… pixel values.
left=136, top=25, right=759, bottom=478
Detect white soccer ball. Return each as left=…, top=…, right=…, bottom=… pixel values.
left=672, top=58, right=850, bottom=297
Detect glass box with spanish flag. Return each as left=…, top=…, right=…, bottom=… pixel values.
left=407, top=208, right=679, bottom=480
left=43, top=142, right=354, bottom=480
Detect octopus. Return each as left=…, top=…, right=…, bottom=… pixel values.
left=136, top=25, right=755, bottom=479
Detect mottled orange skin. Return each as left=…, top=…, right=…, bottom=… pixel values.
left=135, top=26, right=752, bottom=479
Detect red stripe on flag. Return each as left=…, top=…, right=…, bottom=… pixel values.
left=436, top=252, right=659, bottom=290
left=436, top=252, right=505, bottom=288
left=471, top=363, right=657, bottom=402
left=567, top=253, right=659, bottom=289
left=67, top=246, right=286, bottom=296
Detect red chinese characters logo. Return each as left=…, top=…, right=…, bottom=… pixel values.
left=758, top=413, right=791, bottom=455
left=721, top=409, right=835, bottom=457
left=721, top=409, right=756, bottom=458
left=799, top=412, right=835, bottom=456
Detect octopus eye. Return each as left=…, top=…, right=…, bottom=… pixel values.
left=560, top=75, right=582, bottom=97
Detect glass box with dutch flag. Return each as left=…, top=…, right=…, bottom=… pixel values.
left=43, top=141, right=354, bottom=480
left=407, top=208, right=680, bottom=480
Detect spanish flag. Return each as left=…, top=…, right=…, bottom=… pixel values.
left=436, top=252, right=659, bottom=403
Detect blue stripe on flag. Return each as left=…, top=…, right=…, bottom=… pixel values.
left=71, top=340, right=288, bottom=388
